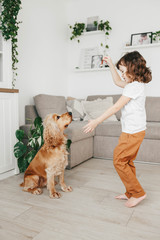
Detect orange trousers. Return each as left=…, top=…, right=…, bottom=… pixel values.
left=113, top=130, right=146, bottom=198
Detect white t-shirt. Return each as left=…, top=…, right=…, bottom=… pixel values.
left=121, top=81, right=146, bottom=134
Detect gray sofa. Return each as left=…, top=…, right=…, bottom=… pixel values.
left=20, top=94, right=160, bottom=168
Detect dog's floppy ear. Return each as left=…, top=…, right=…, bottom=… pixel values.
left=43, top=115, right=64, bottom=148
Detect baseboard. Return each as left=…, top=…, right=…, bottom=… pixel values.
left=0, top=169, right=18, bottom=180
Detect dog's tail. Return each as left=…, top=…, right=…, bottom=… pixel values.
left=20, top=182, right=24, bottom=187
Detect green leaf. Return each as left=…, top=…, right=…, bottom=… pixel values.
left=18, top=156, right=29, bottom=173
left=34, top=117, right=42, bottom=128
left=32, top=130, right=40, bottom=139
left=14, top=142, right=27, bottom=158
left=34, top=140, right=40, bottom=151
left=94, top=21, right=98, bottom=27
left=40, top=125, right=44, bottom=136
left=30, top=128, right=36, bottom=135
left=15, top=129, right=25, bottom=141
left=28, top=138, right=36, bottom=148
left=66, top=139, right=72, bottom=151
left=25, top=150, right=37, bottom=164
left=69, top=22, right=85, bottom=41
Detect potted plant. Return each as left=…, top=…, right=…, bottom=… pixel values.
left=14, top=117, right=44, bottom=172
left=152, top=31, right=160, bottom=43
left=69, top=22, right=85, bottom=43
left=69, top=19, right=112, bottom=49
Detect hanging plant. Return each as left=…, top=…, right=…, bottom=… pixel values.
left=96, top=20, right=112, bottom=49
left=69, top=23, right=85, bottom=43
left=152, top=31, right=160, bottom=42
left=98, top=20, right=112, bottom=34
left=0, top=0, right=22, bottom=88
left=69, top=19, right=112, bottom=48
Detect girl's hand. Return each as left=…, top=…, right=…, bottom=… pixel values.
left=83, top=119, right=99, bottom=133
left=103, top=56, right=113, bottom=66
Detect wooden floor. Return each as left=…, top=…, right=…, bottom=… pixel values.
left=0, top=158, right=160, bottom=240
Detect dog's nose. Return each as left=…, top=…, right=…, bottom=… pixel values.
left=68, top=112, right=72, bottom=116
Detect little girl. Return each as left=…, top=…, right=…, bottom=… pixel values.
left=83, top=51, right=152, bottom=208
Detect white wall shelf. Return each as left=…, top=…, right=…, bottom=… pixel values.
left=82, top=30, right=104, bottom=36
left=74, top=67, right=109, bottom=72
left=124, top=43, right=160, bottom=50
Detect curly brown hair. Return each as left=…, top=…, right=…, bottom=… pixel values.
left=116, top=51, right=152, bottom=83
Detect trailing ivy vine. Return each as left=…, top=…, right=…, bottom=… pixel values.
left=0, top=0, right=22, bottom=88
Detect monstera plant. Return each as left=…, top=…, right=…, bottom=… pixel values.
left=14, top=117, right=44, bottom=173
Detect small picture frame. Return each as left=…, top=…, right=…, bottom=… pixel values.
left=130, top=32, right=152, bottom=46
left=91, top=55, right=103, bottom=69
left=86, top=16, right=99, bottom=32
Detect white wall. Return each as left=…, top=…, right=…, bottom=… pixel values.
left=17, top=0, right=160, bottom=125
left=66, top=0, right=160, bottom=98
left=17, top=0, right=68, bottom=125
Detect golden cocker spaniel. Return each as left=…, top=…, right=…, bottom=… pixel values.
left=20, top=112, right=73, bottom=198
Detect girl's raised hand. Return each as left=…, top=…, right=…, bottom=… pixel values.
left=103, top=56, right=113, bottom=66
left=83, top=119, right=98, bottom=133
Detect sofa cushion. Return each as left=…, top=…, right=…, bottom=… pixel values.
left=34, top=94, right=67, bottom=119
left=87, top=95, right=121, bottom=120
left=95, top=121, right=160, bottom=140
left=66, top=99, right=85, bottom=120
left=25, top=105, right=38, bottom=124
left=145, top=122, right=160, bottom=140
left=64, top=121, right=95, bottom=143
left=87, top=95, right=160, bottom=122
left=146, top=97, right=160, bottom=122
left=95, top=121, right=122, bottom=137
left=82, top=97, right=118, bottom=122
left=20, top=121, right=94, bottom=143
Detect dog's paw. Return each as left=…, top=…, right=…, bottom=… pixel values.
left=67, top=186, right=73, bottom=192
left=47, top=181, right=58, bottom=190
left=50, top=192, right=61, bottom=199
left=33, top=188, right=43, bottom=195
left=55, top=180, right=58, bottom=185
left=61, top=186, right=73, bottom=192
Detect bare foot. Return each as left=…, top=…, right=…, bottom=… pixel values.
left=115, top=194, right=128, bottom=200
left=125, top=194, right=147, bottom=208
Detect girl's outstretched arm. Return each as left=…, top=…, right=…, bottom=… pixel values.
left=103, top=56, right=127, bottom=88
left=83, top=95, right=130, bottom=133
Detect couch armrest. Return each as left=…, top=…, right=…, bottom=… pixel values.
left=25, top=105, right=38, bottom=124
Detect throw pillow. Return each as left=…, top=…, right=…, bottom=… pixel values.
left=34, top=94, right=67, bottom=119
left=82, top=97, right=118, bottom=122
left=66, top=99, right=85, bottom=120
